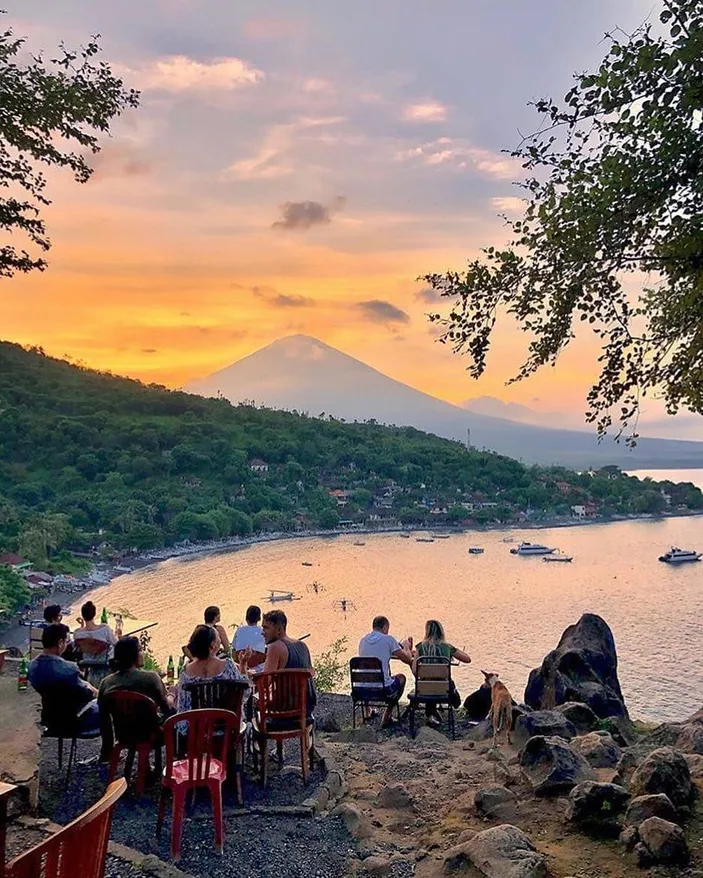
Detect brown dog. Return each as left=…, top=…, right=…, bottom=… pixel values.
left=482, top=671, right=513, bottom=747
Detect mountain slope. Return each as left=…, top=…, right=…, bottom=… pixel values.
left=186, top=335, right=703, bottom=469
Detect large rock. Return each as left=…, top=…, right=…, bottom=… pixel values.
left=513, top=711, right=576, bottom=746
left=565, top=781, right=630, bottom=835
left=332, top=803, right=373, bottom=838
left=630, top=747, right=693, bottom=806
left=464, top=824, right=547, bottom=878
left=332, top=726, right=378, bottom=744
left=624, top=794, right=678, bottom=826
left=473, top=785, right=518, bottom=819
left=519, top=736, right=595, bottom=796
left=554, top=702, right=600, bottom=734
left=571, top=731, right=621, bottom=768
left=524, top=614, right=627, bottom=718
left=676, top=723, right=703, bottom=754
left=378, top=782, right=413, bottom=809
left=637, top=816, right=689, bottom=865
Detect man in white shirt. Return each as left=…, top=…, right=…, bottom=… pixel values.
left=233, top=605, right=266, bottom=654
left=358, top=615, right=413, bottom=727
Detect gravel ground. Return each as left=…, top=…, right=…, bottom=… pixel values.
left=104, top=855, right=152, bottom=877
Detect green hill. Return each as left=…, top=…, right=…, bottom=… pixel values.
left=0, top=340, right=701, bottom=578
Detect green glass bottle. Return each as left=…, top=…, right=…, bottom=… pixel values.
left=166, top=655, right=175, bottom=686
left=100, top=606, right=108, bottom=624
left=177, top=654, right=185, bottom=676
left=18, top=656, right=28, bottom=692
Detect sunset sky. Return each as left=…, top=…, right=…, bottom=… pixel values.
left=5, top=0, right=695, bottom=436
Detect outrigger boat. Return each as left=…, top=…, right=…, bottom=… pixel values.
left=468, top=547, right=484, bottom=555
left=416, top=537, right=435, bottom=543
left=263, top=590, right=302, bottom=603
left=302, top=561, right=314, bottom=567
left=431, top=533, right=451, bottom=540
left=543, top=551, right=573, bottom=563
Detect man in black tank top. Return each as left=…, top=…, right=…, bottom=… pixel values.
left=261, top=609, right=317, bottom=712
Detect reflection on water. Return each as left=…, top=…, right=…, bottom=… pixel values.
left=78, top=516, right=703, bottom=722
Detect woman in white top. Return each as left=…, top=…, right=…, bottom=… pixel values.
left=74, top=600, right=118, bottom=657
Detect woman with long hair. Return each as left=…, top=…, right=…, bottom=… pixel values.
left=415, top=620, right=471, bottom=726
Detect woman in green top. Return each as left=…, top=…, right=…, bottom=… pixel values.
left=415, top=620, right=471, bottom=725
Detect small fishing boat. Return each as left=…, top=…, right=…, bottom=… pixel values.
left=431, top=533, right=451, bottom=540
left=353, top=541, right=366, bottom=547
left=416, top=537, right=435, bottom=543
left=543, top=551, right=573, bottom=563
left=468, top=547, right=484, bottom=555
left=399, top=533, right=411, bottom=539
left=501, top=536, right=515, bottom=543
left=263, top=590, right=302, bottom=603
left=659, top=546, right=702, bottom=564
left=510, top=541, right=554, bottom=556
left=302, top=561, right=314, bottom=567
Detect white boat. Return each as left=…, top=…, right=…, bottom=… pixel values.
left=431, top=533, right=451, bottom=540
left=264, top=590, right=302, bottom=603
left=659, top=546, right=702, bottom=564
left=543, top=551, right=573, bottom=563
left=468, top=547, right=484, bottom=555
left=510, top=541, right=555, bottom=556
left=416, top=537, right=435, bottom=543
left=501, top=536, right=516, bottom=543
left=113, top=565, right=133, bottom=574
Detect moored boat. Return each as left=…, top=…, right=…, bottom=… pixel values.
left=510, top=541, right=554, bottom=556
left=431, top=533, right=451, bottom=540
left=658, top=546, right=701, bottom=564
left=416, top=537, right=435, bottom=543
left=543, top=551, right=573, bottom=563
left=468, top=547, right=484, bottom=555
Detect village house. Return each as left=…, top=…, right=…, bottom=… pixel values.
left=248, top=458, right=269, bottom=473
left=571, top=504, right=586, bottom=519
left=328, top=489, right=349, bottom=507
left=0, top=553, right=31, bottom=572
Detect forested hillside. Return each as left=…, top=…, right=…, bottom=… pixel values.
left=1, top=342, right=701, bottom=569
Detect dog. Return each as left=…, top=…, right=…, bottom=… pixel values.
left=482, top=670, right=514, bottom=747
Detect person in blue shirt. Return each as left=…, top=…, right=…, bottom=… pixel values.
left=28, top=623, right=100, bottom=735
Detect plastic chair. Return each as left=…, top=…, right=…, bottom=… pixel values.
left=76, top=637, right=111, bottom=686
left=102, top=691, right=164, bottom=796
left=38, top=689, right=101, bottom=782
left=182, top=679, right=248, bottom=804
left=407, top=656, right=456, bottom=739
left=349, top=657, right=401, bottom=728
left=251, top=670, right=314, bottom=787
left=4, top=778, right=126, bottom=878
left=157, top=709, right=238, bottom=862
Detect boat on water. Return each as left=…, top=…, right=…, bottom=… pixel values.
left=302, top=561, right=314, bottom=567
left=353, top=541, right=366, bottom=547
left=510, top=541, right=555, bottom=556
left=416, top=537, right=435, bottom=543
left=399, top=533, right=411, bottom=539
left=501, top=536, right=515, bottom=543
left=658, top=546, right=702, bottom=564
left=543, top=551, right=573, bottom=563
left=468, top=547, right=484, bottom=555
left=431, top=534, right=451, bottom=540
left=113, top=565, right=133, bottom=574
left=263, top=590, right=302, bottom=603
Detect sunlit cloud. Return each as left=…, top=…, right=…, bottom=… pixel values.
left=491, top=196, right=525, bottom=213
left=403, top=101, right=448, bottom=122
left=243, top=17, right=305, bottom=41
left=396, top=137, right=517, bottom=179
left=128, top=55, right=264, bottom=92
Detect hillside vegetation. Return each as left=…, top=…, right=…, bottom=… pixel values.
left=1, top=342, right=701, bottom=583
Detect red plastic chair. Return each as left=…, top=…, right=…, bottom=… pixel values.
left=157, top=709, right=237, bottom=862
left=5, top=778, right=126, bottom=878
left=102, top=691, right=164, bottom=796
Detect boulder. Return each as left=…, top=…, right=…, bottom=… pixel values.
left=332, top=803, right=373, bottom=838
left=414, top=726, right=450, bottom=748
left=571, top=731, right=621, bottom=768
left=676, top=723, right=703, bottom=755
left=619, top=825, right=639, bottom=850
left=332, top=727, right=378, bottom=744
left=630, top=747, right=693, bottom=806
left=362, top=856, right=392, bottom=876
left=554, top=702, right=599, bottom=734
left=443, top=843, right=473, bottom=872
left=473, top=785, right=518, bottom=819
left=315, top=712, right=341, bottom=733
left=524, top=614, right=627, bottom=718
left=378, top=782, right=414, bottom=809
left=519, top=736, right=595, bottom=796
left=513, top=711, right=576, bottom=746
left=464, top=824, right=547, bottom=878
left=637, top=816, right=689, bottom=865
left=564, top=781, right=630, bottom=834
left=684, top=753, right=703, bottom=779
left=624, top=793, right=678, bottom=826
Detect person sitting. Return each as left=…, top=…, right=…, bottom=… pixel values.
left=260, top=609, right=317, bottom=726
left=204, top=605, right=231, bottom=656
left=74, top=601, right=118, bottom=654
left=28, top=623, right=100, bottom=736
left=414, top=619, right=471, bottom=727
left=358, top=615, right=413, bottom=727
left=176, top=625, right=249, bottom=714
left=42, top=604, right=81, bottom=661
left=233, top=605, right=266, bottom=655
left=99, top=636, right=174, bottom=719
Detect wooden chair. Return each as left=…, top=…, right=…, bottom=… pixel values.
left=76, top=637, right=111, bottom=686
left=157, top=709, right=238, bottom=862
left=0, top=782, right=16, bottom=878
left=233, top=649, right=266, bottom=669
left=38, top=690, right=102, bottom=781
left=28, top=622, right=44, bottom=660
left=251, top=670, right=314, bottom=787
left=349, top=657, right=401, bottom=728
left=182, top=679, right=248, bottom=804
left=4, top=778, right=126, bottom=878
left=102, top=691, right=164, bottom=796
left=407, top=656, right=456, bottom=739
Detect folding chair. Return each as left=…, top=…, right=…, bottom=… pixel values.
left=349, top=657, right=401, bottom=728
left=407, top=656, right=456, bottom=739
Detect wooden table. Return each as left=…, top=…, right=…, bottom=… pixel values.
left=0, top=782, right=16, bottom=878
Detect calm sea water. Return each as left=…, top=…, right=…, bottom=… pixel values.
left=78, top=505, right=703, bottom=724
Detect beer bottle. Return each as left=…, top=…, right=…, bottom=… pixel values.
left=167, top=655, right=175, bottom=686
left=100, top=606, right=108, bottom=624
left=177, top=654, right=185, bottom=676
left=18, top=656, right=28, bottom=692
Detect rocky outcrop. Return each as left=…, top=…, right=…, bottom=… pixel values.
left=473, top=785, right=518, bottom=819
left=332, top=803, right=373, bottom=838
left=513, top=711, right=576, bottom=746
left=377, top=783, right=413, bottom=809
left=571, top=731, right=621, bottom=768
left=463, top=824, right=547, bottom=878
left=630, top=747, right=693, bottom=806
left=554, top=702, right=599, bottom=734
left=676, top=723, right=703, bottom=754
left=636, top=816, right=689, bottom=866
left=624, top=794, right=678, bottom=826
left=519, top=736, right=595, bottom=796
left=565, top=781, right=630, bottom=834
left=524, top=614, right=627, bottom=718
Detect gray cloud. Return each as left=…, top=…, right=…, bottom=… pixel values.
left=141, top=348, right=158, bottom=354
left=355, top=299, right=411, bottom=325
left=415, top=286, right=443, bottom=305
left=272, top=294, right=315, bottom=307
left=272, top=196, right=346, bottom=231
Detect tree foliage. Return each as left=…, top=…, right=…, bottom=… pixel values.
left=0, top=20, right=139, bottom=277
left=422, top=0, right=703, bottom=441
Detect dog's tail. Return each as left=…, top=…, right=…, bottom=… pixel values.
left=495, top=702, right=511, bottom=734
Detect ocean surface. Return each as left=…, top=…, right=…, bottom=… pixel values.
left=78, top=511, right=703, bottom=724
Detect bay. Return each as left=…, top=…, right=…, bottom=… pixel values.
left=78, top=509, right=703, bottom=724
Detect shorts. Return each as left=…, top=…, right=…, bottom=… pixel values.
left=385, top=675, right=404, bottom=701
